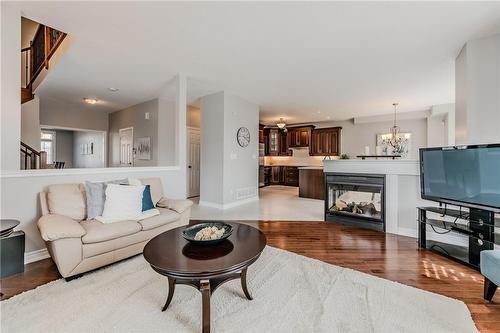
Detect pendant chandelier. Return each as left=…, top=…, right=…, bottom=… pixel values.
left=389, top=102, right=402, bottom=148
left=276, top=118, right=286, bottom=129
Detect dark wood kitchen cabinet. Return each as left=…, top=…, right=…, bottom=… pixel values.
left=264, top=128, right=291, bottom=156
left=299, top=168, right=325, bottom=200
left=269, top=166, right=298, bottom=186
left=259, top=124, right=265, bottom=143
left=287, top=126, right=314, bottom=148
left=279, top=131, right=291, bottom=156
left=283, top=166, right=299, bottom=186
left=270, top=166, right=282, bottom=184
left=310, top=127, right=342, bottom=156
left=263, top=166, right=272, bottom=186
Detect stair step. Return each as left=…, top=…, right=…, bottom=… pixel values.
left=21, top=87, right=33, bottom=104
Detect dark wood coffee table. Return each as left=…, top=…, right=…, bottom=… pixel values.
left=143, top=222, right=267, bottom=333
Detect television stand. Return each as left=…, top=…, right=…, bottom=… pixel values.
left=417, top=206, right=498, bottom=270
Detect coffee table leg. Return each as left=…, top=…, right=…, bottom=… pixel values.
left=161, top=277, right=176, bottom=312
left=200, top=280, right=211, bottom=333
left=241, top=267, right=253, bottom=300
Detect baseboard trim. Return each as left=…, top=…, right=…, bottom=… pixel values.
left=25, top=248, right=50, bottom=264
left=396, top=227, right=417, bottom=238
left=199, top=196, right=259, bottom=210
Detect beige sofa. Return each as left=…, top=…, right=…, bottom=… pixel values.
left=37, top=178, right=192, bottom=279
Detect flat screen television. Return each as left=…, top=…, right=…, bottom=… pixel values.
left=420, top=144, right=500, bottom=212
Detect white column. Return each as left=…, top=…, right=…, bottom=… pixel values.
left=384, top=175, right=399, bottom=234
left=1, top=4, right=21, bottom=171
left=175, top=74, right=187, bottom=198
left=455, top=34, right=500, bottom=145
left=200, top=91, right=259, bottom=209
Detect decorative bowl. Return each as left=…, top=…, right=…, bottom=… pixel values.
left=182, top=222, right=233, bottom=245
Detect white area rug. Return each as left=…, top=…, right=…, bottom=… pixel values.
left=1, top=246, right=477, bottom=332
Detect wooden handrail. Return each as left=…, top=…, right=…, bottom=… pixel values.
left=21, top=141, right=40, bottom=155
left=23, top=23, right=67, bottom=90
left=20, top=142, right=47, bottom=169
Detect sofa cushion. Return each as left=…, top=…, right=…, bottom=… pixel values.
left=101, top=184, right=144, bottom=221
left=157, top=198, right=193, bottom=214
left=47, top=184, right=86, bottom=221
left=139, top=178, right=163, bottom=206
left=82, top=221, right=185, bottom=258
left=142, top=185, right=155, bottom=211
left=38, top=214, right=87, bottom=241
left=81, top=220, right=141, bottom=244
left=138, top=208, right=180, bottom=231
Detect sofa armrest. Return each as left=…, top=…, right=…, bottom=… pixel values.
left=157, top=197, right=193, bottom=214
left=37, top=214, right=86, bottom=242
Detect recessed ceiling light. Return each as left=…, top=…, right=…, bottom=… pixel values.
left=317, top=110, right=321, bottom=114
left=326, top=116, right=331, bottom=120
left=108, top=87, right=119, bottom=92
left=83, top=98, right=98, bottom=105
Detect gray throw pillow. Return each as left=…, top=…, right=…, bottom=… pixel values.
left=84, top=181, right=105, bottom=220
left=85, top=179, right=129, bottom=220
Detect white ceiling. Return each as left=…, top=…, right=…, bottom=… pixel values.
left=15, top=1, right=500, bottom=123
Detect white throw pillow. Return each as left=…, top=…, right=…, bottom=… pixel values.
left=101, top=184, right=145, bottom=221
left=128, top=178, right=142, bottom=186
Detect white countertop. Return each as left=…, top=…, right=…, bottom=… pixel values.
left=298, top=166, right=323, bottom=170
left=263, top=165, right=322, bottom=168
left=323, top=159, right=419, bottom=176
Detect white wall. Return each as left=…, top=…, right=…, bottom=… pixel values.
left=455, top=34, right=500, bottom=145
left=54, top=129, right=74, bottom=168
left=187, top=106, right=201, bottom=128
left=1, top=3, right=21, bottom=171
left=21, top=96, right=40, bottom=150
left=158, top=98, right=176, bottom=166
left=222, top=93, right=259, bottom=205
left=108, top=99, right=159, bottom=167
left=426, top=116, right=446, bottom=148
left=200, top=92, right=225, bottom=206
left=40, top=96, right=109, bottom=131
left=200, top=91, right=259, bottom=207
left=427, top=103, right=455, bottom=147
left=73, top=131, right=105, bottom=168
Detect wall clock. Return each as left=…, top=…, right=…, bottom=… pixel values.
left=237, top=127, right=250, bottom=147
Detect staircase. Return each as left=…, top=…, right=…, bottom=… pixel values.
left=21, top=23, right=66, bottom=104
left=21, top=87, right=34, bottom=104
left=20, top=142, right=47, bottom=169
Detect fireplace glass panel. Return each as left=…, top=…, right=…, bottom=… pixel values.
left=327, top=183, right=383, bottom=221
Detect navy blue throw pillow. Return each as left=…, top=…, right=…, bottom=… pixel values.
left=142, top=185, right=155, bottom=211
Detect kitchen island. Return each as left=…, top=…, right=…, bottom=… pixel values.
left=298, top=166, right=324, bottom=200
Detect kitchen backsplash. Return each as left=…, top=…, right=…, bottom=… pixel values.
left=264, top=147, right=337, bottom=166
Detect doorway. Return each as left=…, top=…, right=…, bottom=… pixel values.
left=187, top=127, right=200, bottom=197
left=119, top=127, right=133, bottom=167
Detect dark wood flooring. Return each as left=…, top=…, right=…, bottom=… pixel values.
left=1, top=221, right=499, bottom=332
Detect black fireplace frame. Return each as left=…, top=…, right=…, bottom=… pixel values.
left=324, top=172, right=386, bottom=232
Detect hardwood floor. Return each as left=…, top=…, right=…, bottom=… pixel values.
left=1, top=221, right=499, bottom=332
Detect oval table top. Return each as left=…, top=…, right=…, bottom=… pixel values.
left=143, top=222, right=267, bottom=278
left=0, top=219, right=20, bottom=238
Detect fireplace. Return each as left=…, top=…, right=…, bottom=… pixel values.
left=325, top=173, right=385, bottom=231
